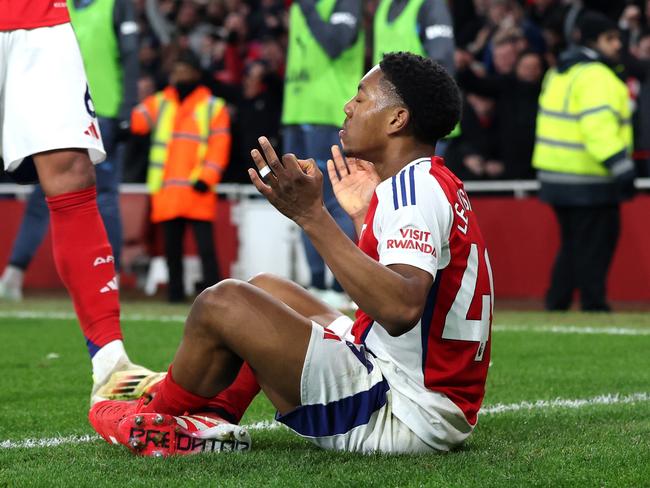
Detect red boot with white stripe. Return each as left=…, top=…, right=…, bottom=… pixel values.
left=89, top=400, right=251, bottom=457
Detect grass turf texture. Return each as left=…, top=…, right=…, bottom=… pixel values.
left=0, top=299, right=649, bottom=487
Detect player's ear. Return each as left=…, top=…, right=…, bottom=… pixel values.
left=387, top=107, right=410, bottom=136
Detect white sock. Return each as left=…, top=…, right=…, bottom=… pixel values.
left=2, top=265, right=24, bottom=289
left=91, top=340, right=129, bottom=384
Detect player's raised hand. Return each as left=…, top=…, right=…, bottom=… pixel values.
left=327, top=145, right=380, bottom=222
left=249, top=136, right=324, bottom=225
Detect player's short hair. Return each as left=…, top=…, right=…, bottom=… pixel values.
left=379, top=52, right=462, bottom=145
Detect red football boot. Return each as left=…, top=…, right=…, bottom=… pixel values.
left=88, top=399, right=140, bottom=445
left=116, top=411, right=252, bottom=457
left=89, top=401, right=251, bottom=457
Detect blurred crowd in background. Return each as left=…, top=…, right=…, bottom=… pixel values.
left=120, top=0, right=650, bottom=184
left=1, top=0, right=648, bottom=307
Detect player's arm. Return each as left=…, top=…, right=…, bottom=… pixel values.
left=418, top=0, right=456, bottom=75
left=298, top=0, right=362, bottom=59
left=114, top=0, right=139, bottom=132
left=299, top=209, right=437, bottom=337
left=250, top=138, right=434, bottom=337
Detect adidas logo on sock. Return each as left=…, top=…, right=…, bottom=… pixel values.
left=94, top=255, right=115, bottom=267
left=100, top=276, right=119, bottom=293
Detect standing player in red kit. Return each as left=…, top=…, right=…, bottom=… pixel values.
left=0, top=1, right=162, bottom=403
left=89, top=52, right=494, bottom=456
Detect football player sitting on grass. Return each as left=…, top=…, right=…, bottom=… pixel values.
left=89, top=52, right=494, bottom=456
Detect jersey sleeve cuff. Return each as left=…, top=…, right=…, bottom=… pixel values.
left=379, top=253, right=438, bottom=278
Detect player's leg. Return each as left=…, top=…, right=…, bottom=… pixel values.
left=89, top=275, right=345, bottom=456
left=248, top=272, right=343, bottom=326
left=200, top=362, right=260, bottom=424
left=199, top=272, right=343, bottom=423
left=0, top=185, right=49, bottom=301
left=168, top=274, right=350, bottom=410
left=162, top=218, right=186, bottom=302
left=4, top=24, right=159, bottom=403
left=165, top=280, right=313, bottom=413
left=8, top=185, right=50, bottom=268
left=88, top=280, right=312, bottom=451
left=95, top=117, right=123, bottom=270
left=33, top=150, right=139, bottom=393
left=117, top=279, right=323, bottom=415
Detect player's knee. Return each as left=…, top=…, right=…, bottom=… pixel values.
left=66, top=151, right=96, bottom=186
left=34, top=149, right=96, bottom=194
left=193, top=279, right=247, bottom=325
left=248, top=272, right=278, bottom=289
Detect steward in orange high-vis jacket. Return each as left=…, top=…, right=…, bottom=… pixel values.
left=131, top=51, right=231, bottom=302
left=132, top=87, right=231, bottom=222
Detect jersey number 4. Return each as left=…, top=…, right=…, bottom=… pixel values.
left=442, top=244, right=494, bottom=361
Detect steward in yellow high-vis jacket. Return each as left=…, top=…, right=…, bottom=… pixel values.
left=532, top=11, right=635, bottom=312
left=131, top=52, right=231, bottom=302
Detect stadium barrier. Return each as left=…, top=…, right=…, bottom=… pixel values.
left=1, top=180, right=649, bottom=302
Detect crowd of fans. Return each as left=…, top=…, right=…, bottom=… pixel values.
left=448, top=0, right=650, bottom=180
left=119, top=0, right=650, bottom=185
left=124, top=0, right=288, bottom=183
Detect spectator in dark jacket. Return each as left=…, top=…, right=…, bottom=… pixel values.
left=456, top=49, right=545, bottom=179
left=445, top=92, right=498, bottom=180
left=215, top=60, right=283, bottom=183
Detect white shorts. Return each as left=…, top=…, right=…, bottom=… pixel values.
left=276, top=318, right=433, bottom=454
left=0, top=23, right=105, bottom=171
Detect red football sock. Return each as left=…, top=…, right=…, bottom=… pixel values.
left=46, top=186, right=122, bottom=357
left=203, top=363, right=260, bottom=424
left=142, top=366, right=212, bottom=415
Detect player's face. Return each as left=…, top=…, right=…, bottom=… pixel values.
left=340, top=67, right=393, bottom=160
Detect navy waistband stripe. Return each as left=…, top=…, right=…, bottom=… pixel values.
left=276, top=379, right=390, bottom=437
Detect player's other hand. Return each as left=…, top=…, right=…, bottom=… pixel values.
left=192, top=180, right=210, bottom=193
left=249, top=136, right=324, bottom=226
left=327, top=145, right=379, bottom=223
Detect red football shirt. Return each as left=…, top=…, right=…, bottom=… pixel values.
left=0, top=0, right=70, bottom=31
left=352, top=156, right=493, bottom=426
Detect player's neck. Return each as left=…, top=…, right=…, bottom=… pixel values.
left=376, top=140, right=436, bottom=180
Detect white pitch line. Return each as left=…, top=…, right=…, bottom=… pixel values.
left=1, top=310, right=650, bottom=336
left=0, top=311, right=187, bottom=323
left=480, top=392, right=650, bottom=415
left=492, top=325, right=650, bottom=336
left=0, top=434, right=98, bottom=449
left=0, top=421, right=283, bottom=450
left=0, top=311, right=79, bottom=320
left=1, top=393, right=648, bottom=450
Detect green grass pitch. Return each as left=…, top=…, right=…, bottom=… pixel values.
left=0, top=298, right=649, bottom=487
